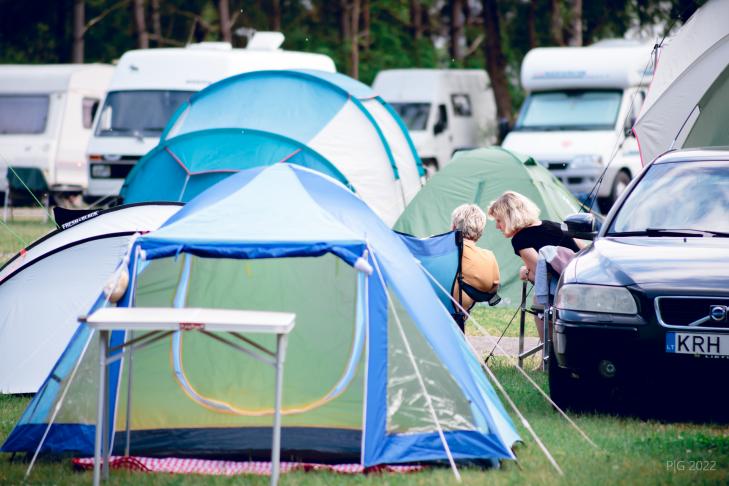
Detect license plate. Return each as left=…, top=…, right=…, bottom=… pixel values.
left=666, top=332, right=729, bottom=357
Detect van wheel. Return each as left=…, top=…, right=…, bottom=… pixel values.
left=421, top=158, right=439, bottom=178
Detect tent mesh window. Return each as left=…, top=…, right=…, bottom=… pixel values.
left=385, top=294, right=476, bottom=434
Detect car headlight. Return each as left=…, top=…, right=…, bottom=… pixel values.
left=91, top=164, right=111, bottom=178
left=570, top=154, right=603, bottom=169
left=555, top=284, right=637, bottom=314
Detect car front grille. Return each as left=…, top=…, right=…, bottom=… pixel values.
left=548, top=162, right=569, bottom=171
left=656, top=296, right=729, bottom=329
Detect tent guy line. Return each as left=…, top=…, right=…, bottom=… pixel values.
left=417, top=259, right=600, bottom=453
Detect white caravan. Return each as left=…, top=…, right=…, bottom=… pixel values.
left=373, top=69, right=497, bottom=172
left=0, top=64, right=113, bottom=199
left=502, top=40, right=653, bottom=212
left=85, top=32, right=336, bottom=202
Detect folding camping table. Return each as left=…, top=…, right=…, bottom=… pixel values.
left=80, top=307, right=296, bottom=486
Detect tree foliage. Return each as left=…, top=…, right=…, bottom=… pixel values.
left=0, top=0, right=706, bottom=110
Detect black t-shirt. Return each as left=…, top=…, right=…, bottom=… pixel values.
left=511, top=220, right=580, bottom=256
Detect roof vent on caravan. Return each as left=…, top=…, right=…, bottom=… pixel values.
left=186, top=41, right=233, bottom=51
left=246, top=31, right=285, bottom=50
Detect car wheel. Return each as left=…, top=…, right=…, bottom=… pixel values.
left=548, top=350, right=593, bottom=412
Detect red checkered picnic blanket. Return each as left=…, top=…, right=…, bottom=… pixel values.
left=72, top=456, right=423, bottom=476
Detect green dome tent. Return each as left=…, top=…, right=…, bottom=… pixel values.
left=394, top=147, right=581, bottom=306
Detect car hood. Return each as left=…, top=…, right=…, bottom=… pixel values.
left=566, top=237, right=729, bottom=290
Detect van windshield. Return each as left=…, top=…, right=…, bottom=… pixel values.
left=514, top=90, right=622, bottom=131
left=0, top=95, right=50, bottom=134
left=95, top=90, right=194, bottom=138
left=389, top=102, right=431, bottom=131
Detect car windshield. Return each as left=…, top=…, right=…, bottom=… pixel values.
left=389, top=102, right=431, bottom=131
left=95, top=90, right=194, bottom=137
left=0, top=95, right=49, bottom=134
left=608, top=160, right=729, bottom=235
left=514, top=90, right=622, bottom=131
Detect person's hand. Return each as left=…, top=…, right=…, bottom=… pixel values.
left=519, top=265, right=529, bottom=281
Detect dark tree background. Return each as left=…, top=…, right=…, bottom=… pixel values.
left=0, top=0, right=706, bottom=119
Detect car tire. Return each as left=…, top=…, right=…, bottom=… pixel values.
left=548, top=349, right=593, bottom=412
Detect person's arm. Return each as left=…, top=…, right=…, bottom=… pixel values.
left=518, top=248, right=539, bottom=283
left=573, top=238, right=589, bottom=250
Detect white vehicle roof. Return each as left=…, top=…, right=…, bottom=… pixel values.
left=0, top=64, right=114, bottom=94
left=521, top=41, right=654, bottom=91
left=109, top=32, right=336, bottom=92
left=373, top=68, right=489, bottom=102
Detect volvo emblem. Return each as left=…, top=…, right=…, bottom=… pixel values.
left=710, top=305, right=728, bottom=322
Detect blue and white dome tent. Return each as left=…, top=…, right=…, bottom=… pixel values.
left=160, top=70, right=425, bottom=226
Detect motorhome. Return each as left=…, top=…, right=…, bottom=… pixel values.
left=372, top=69, right=497, bottom=172
left=502, top=40, right=653, bottom=212
left=0, top=64, right=114, bottom=201
left=85, top=32, right=336, bottom=203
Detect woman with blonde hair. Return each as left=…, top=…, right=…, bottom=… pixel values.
left=487, top=191, right=584, bottom=340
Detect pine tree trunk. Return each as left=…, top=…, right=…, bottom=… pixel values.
left=449, top=0, right=464, bottom=63
left=72, top=0, right=84, bottom=62
left=350, top=0, right=360, bottom=79
left=410, top=0, right=422, bottom=40
left=218, top=0, right=232, bottom=42
left=363, top=0, right=370, bottom=53
left=481, top=0, right=513, bottom=123
left=270, top=0, right=281, bottom=31
left=133, top=0, right=149, bottom=48
left=151, top=0, right=162, bottom=46
left=549, top=0, right=564, bottom=46
left=527, top=0, right=538, bottom=49
left=567, top=0, right=582, bottom=46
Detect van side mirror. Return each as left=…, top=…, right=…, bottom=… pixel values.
left=433, top=104, right=448, bottom=135
left=562, top=213, right=598, bottom=240
left=623, top=115, right=636, bottom=138
left=498, top=118, right=511, bottom=142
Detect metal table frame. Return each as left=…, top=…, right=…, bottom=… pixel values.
left=80, top=307, right=296, bottom=486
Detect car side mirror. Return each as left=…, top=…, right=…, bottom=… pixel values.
left=563, top=213, right=598, bottom=240
left=623, top=115, right=636, bottom=138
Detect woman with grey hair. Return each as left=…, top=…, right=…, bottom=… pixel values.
left=450, top=204, right=500, bottom=333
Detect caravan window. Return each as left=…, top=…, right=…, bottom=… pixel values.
left=389, top=102, right=431, bottom=131
left=514, top=90, right=622, bottom=131
left=82, top=97, right=100, bottom=129
left=95, top=90, right=193, bottom=138
left=0, top=95, right=49, bottom=134
left=451, top=94, right=472, bottom=117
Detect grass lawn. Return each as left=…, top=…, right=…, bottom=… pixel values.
left=1, top=219, right=728, bottom=484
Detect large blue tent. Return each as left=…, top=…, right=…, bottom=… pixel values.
left=159, top=69, right=424, bottom=226
left=3, top=164, right=518, bottom=467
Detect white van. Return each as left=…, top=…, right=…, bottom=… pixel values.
left=372, top=69, right=497, bottom=172
left=502, top=40, right=653, bottom=212
left=85, top=32, right=336, bottom=202
left=0, top=64, right=113, bottom=200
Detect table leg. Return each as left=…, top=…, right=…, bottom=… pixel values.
left=93, top=330, right=108, bottom=486
left=271, top=333, right=288, bottom=486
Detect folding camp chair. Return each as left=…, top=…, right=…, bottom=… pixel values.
left=3, top=167, right=50, bottom=222
left=396, top=230, right=500, bottom=334
left=517, top=246, right=576, bottom=370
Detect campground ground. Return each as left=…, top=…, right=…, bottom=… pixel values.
left=1, top=217, right=728, bottom=485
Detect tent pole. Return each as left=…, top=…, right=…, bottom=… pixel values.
left=124, top=330, right=134, bottom=456
left=24, top=331, right=96, bottom=480
left=358, top=270, right=369, bottom=467
left=369, top=247, right=461, bottom=482
left=417, top=261, right=599, bottom=452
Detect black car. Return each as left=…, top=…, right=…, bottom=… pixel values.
left=549, top=148, right=729, bottom=412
